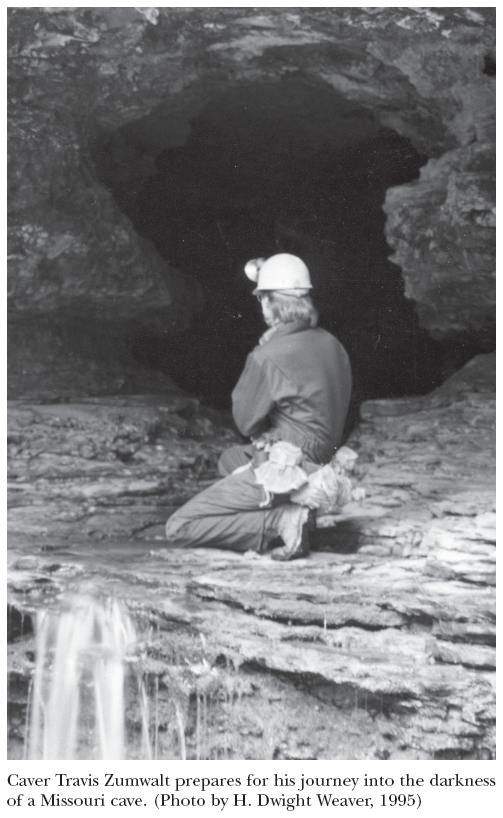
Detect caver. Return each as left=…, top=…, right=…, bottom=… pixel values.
left=166, top=254, right=353, bottom=560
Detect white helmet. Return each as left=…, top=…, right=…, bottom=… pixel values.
left=244, top=253, right=312, bottom=296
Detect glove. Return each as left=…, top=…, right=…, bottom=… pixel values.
left=253, top=441, right=308, bottom=493
left=291, top=465, right=352, bottom=513
left=332, top=446, right=358, bottom=474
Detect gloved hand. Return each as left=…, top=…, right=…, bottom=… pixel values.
left=291, top=465, right=352, bottom=513
left=332, top=446, right=358, bottom=474
left=254, top=441, right=307, bottom=493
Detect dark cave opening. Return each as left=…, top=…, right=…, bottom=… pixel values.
left=93, top=78, right=484, bottom=410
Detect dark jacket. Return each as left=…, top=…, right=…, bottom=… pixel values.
left=232, top=321, right=352, bottom=464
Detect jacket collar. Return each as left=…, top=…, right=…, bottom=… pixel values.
left=267, top=320, right=311, bottom=341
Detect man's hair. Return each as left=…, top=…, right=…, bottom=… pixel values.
left=264, top=291, right=319, bottom=327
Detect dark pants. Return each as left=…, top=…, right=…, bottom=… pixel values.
left=165, top=461, right=271, bottom=552
left=166, top=443, right=320, bottom=553
left=217, top=444, right=254, bottom=476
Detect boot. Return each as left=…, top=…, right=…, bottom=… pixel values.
left=265, top=504, right=311, bottom=561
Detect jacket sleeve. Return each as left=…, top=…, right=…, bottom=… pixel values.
left=231, top=352, right=275, bottom=438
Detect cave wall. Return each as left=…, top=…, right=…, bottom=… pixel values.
left=384, top=142, right=495, bottom=339
left=8, top=7, right=495, bottom=396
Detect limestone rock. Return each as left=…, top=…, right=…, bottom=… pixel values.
left=7, top=356, right=495, bottom=758
left=384, top=143, right=495, bottom=337
left=8, top=8, right=495, bottom=392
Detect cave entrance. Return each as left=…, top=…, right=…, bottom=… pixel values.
left=93, top=77, right=479, bottom=410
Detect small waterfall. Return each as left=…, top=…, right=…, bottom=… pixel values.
left=21, top=594, right=250, bottom=760
left=26, top=595, right=150, bottom=760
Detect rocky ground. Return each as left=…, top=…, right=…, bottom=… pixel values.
left=7, top=354, right=495, bottom=760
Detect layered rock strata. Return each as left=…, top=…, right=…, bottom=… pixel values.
left=8, top=354, right=495, bottom=759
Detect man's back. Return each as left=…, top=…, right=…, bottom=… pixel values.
left=233, top=321, right=352, bottom=463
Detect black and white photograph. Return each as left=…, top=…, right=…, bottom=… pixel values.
left=7, top=3, right=495, bottom=782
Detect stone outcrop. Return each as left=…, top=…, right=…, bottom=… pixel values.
left=8, top=353, right=495, bottom=759
left=385, top=142, right=495, bottom=339
left=8, top=7, right=495, bottom=394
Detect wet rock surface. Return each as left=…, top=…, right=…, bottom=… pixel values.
left=8, top=354, right=495, bottom=759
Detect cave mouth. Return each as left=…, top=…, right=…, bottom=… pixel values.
left=94, top=77, right=483, bottom=410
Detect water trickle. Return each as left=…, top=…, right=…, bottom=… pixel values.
left=152, top=675, right=159, bottom=760
left=175, top=703, right=187, bottom=760
left=26, top=595, right=150, bottom=760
